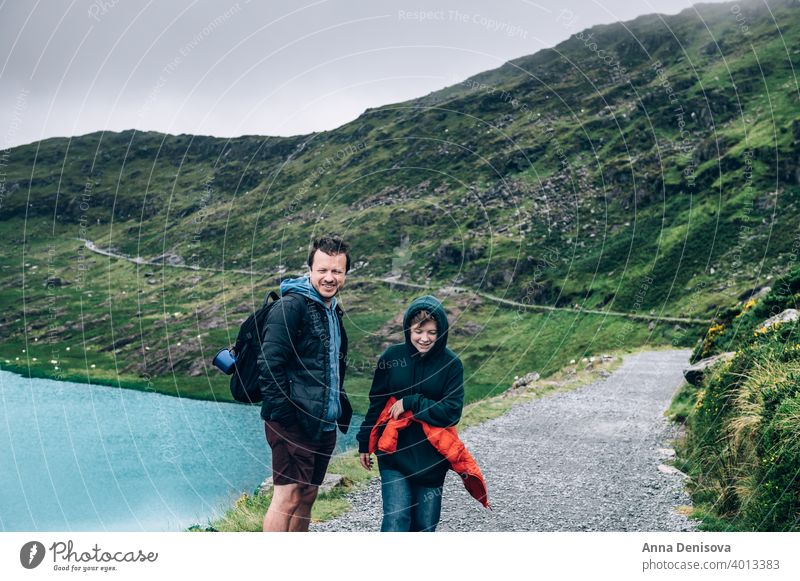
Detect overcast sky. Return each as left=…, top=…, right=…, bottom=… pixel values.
left=1, top=0, right=735, bottom=149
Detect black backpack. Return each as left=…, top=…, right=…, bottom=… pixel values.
left=228, top=290, right=281, bottom=404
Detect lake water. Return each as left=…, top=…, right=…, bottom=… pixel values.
left=0, top=370, right=359, bottom=531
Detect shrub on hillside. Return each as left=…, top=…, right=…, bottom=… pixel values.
left=690, top=265, right=800, bottom=363
left=679, top=317, right=800, bottom=531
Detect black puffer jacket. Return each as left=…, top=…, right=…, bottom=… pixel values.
left=357, top=295, right=464, bottom=487
left=257, top=293, right=353, bottom=440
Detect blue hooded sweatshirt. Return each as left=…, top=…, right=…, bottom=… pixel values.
left=279, top=275, right=341, bottom=431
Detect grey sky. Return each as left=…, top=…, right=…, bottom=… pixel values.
left=1, top=0, right=735, bottom=148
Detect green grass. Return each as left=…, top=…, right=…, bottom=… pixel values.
left=668, top=268, right=800, bottom=531
left=191, top=451, right=374, bottom=532
left=0, top=224, right=705, bottom=414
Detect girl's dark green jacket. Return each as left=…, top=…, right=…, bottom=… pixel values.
left=356, top=295, right=465, bottom=487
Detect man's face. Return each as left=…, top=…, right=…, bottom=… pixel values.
left=309, top=250, right=347, bottom=304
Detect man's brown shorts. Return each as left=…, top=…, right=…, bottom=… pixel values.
left=264, top=420, right=337, bottom=487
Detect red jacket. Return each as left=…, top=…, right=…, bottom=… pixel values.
left=369, top=397, right=490, bottom=508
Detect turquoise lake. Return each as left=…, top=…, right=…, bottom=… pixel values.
left=0, top=370, right=359, bottom=531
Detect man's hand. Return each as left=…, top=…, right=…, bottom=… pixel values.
left=359, top=453, right=373, bottom=471
left=389, top=398, right=405, bottom=419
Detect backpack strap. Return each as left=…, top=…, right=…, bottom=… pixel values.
left=277, top=292, right=310, bottom=339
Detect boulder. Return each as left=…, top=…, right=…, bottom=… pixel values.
left=44, top=277, right=70, bottom=287
left=152, top=252, right=185, bottom=266
left=452, top=322, right=484, bottom=337
left=658, top=464, right=687, bottom=478
left=756, top=309, right=799, bottom=333
left=683, top=351, right=736, bottom=386
left=737, top=285, right=771, bottom=302
left=512, top=371, right=540, bottom=390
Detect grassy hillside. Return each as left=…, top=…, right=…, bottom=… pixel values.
left=0, top=219, right=685, bottom=413
left=1, top=0, right=798, bottom=410
left=669, top=265, right=800, bottom=531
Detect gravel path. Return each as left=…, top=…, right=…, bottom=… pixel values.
left=312, top=349, right=699, bottom=532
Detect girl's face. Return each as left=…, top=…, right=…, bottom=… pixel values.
left=410, top=319, right=438, bottom=354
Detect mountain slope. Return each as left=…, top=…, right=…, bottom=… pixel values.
left=0, top=0, right=797, bottom=406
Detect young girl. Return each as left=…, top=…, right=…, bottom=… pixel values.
left=357, top=295, right=465, bottom=531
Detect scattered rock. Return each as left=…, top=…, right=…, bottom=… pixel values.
left=584, top=356, right=604, bottom=371
left=453, top=322, right=484, bottom=336
left=44, top=277, right=70, bottom=287
left=437, top=286, right=466, bottom=296
left=435, top=243, right=465, bottom=266
left=99, top=336, right=137, bottom=352
left=194, top=302, right=226, bottom=329
left=152, top=252, right=185, bottom=266
left=258, top=477, right=273, bottom=495
left=683, top=351, right=736, bottom=386
left=376, top=311, right=405, bottom=350
left=737, top=285, right=771, bottom=302
left=233, top=301, right=255, bottom=314
left=756, top=309, right=798, bottom=333
left=512, top=372, right=540, bottom=389
left=658, top=464, right=687, bottom=478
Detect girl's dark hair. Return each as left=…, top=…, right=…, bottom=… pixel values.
left=408, top=310, right=437, bottom=329
left=308, top=235, right=351, bottom=272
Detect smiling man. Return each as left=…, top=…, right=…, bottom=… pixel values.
left=257, top=234, right=353, bottom=532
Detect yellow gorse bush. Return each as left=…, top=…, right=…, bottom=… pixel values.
left=695, top=389, right=706, bottom=410
left=754, top=321, right=781, bottom=337
left=736, top=298, right=758, bottom=318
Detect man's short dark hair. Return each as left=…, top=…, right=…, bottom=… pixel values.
left=308, top=235, right=351, bottom=272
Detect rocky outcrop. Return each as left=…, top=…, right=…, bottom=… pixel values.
left=511, top=372, right=540, bottom=389
left=151, top=252, right=185, bottom=266
left=683, top=351, right=736, bottom=386
left=755, top=309, right=798, bottom=333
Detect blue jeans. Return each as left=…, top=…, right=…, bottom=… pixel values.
left=379, top=466, right=443, bottom=532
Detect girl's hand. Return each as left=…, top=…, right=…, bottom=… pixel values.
left=359, top=453, right=373, bottom=471
left=389, top=398, right=405, bottom=419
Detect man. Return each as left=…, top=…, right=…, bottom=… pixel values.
left=257, top=234, right=353, bottom=532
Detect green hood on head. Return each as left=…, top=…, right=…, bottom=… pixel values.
left=403, top=295, right=449, bottom=357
